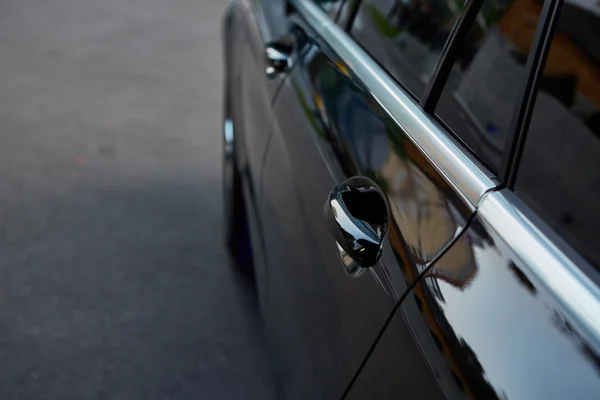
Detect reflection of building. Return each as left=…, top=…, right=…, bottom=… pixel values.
left=380, top=136, right=479, bottom=288
left=449, top=27, right=524, bottom=167
left=399, top=241, right=500, bottom=399
left=452, top=0, right=600, bottom=143
left=378, top=135, right=491, bottom=394
left=380, top=138, right=461, bottom=266
left=353, top=0, right=461, bottom=95
left=507, top=0, right=600, bottom=267
left=502, top=0, right=600, bottom=111
left=427, top=237, right=477, bottom=289
left=444, top=2, right=600, bottom=269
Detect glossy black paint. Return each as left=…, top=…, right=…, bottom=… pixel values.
left=227, top=2, right=475, bottom=398
left=224, top=0, right=292, bottom=198
left=350, top=209, right=600, bottom=398
left=223, top=0, right=600, bottom=398
left=257, top=39, right=399, bottom=398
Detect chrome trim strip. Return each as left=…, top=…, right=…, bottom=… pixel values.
left=290, top=0, right=495, bottom=208
left=479, top=191, right=600, bottom=349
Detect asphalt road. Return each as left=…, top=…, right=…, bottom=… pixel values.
left=0, top=0, right=275, bottom=398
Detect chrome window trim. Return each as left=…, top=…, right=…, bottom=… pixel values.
left=290, top=0, right=496, bottom=210
left=479, top=190, right=600, bottom=349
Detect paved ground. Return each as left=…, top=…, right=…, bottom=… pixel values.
left=0, top=0, right=275, bottom=398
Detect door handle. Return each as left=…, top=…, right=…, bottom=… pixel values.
left=264, top=29, right=305, bottom=78
left=265, top=42, right=293, bottom=78
left=324, top=177, right=388, bottom=275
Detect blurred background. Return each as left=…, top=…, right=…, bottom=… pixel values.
left=0, top=0, right=275, bottom=398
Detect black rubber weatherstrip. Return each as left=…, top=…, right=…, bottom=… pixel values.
left=420, top=0, right=483, bottom=112
left=334, top=0, right=349, bottom=23
left=499, top=0, right=563, bottom=187
left=340, top=210, right=478, bottom=399
left=341, top=0, right=362, bottom=32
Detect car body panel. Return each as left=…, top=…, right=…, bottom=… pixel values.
left=255, top=10, right=477, bottom=399
left=348, top=194, right=600, bottom=398
left=223, top=0, right=301, bottom=278
left=224, top=0, right=600, bottom=399
left=258, top=43, right=398, bottom=399
left=225, top=0, right=290, bottom=197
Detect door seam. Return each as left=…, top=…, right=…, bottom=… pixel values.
left=340, top=210, right=479, bottom=399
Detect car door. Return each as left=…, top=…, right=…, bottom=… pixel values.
left=255, top=1, right=493, bottom=398
left=348, top=196, right=600, bottom=399
left=227, top=0, right=292, bottom=195
left=345, top=0, right=600, bottom=398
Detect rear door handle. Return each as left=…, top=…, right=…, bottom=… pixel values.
left=264, top=29, right=306, bottom=78
left=324, top=177, right=388, bottom=275
left=265, top=42, right=293, bottom=78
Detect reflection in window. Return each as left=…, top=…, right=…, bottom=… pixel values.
left=516, top=1, right=600, bottom=273
left=314, top=0, right=346, bottom=19
left=435, top=0, right=540, bottom=173
left=350, top=0, right=466, bottom=96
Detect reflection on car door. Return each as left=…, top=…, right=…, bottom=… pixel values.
left=349, top=192, right=600, bottom=398
left=231, top=0, right=292, bottom=193
left=345, top=1, right=600, bottom=396
left=256, top=1, right=481, bottom=398
left=258, top=39, right=400, bottom=399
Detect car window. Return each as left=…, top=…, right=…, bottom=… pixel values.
left=434, top=0, right=542, bottom=174
left=314, top=0, right=347, bottom=19
left=515, top=2, right=600, bottom=271
left=350, top=0, right=467, bottom=97
left=336, top=0, right=359, bottom=28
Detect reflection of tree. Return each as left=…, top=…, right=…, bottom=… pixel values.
left=291, top=82, right=325, bottom=139
left=416, top=274, right=502, bottom=398
left=458, top=338, right=483, bottom=373
left=552, top=311, right=600, bottom=376
left=456, top=337, right=499, bottom=398
left=369, top=3, right=404, bottom=38
left=508, top=262, right=537, bottom=295
left=304, top=51, right=361, bottom=176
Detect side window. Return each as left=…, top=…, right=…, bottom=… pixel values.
left=435, top=0, right=541, bottom=173
left=314, top=0, right=347, bottom=19
left=350, top=0, right=466, bottom=97
left=515, top=2, right=600, bottom=270
left=336, top=0, right=359, bottom=27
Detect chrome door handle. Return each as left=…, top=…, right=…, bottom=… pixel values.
left=264, top=29, right=306, bottom=78
left=324, top=177, right=388, bottom=275
left=265, top=42, right=293, bottom=78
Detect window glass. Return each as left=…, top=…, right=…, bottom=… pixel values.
left=336, top=0, right=359, bottom=27
left=515, top=1, right=600, bottom=270
left=350, top=0, right=466, bottom=96
left=314, top=0, right=346, bottom=19
left=435, top=0, right=541, bottom=173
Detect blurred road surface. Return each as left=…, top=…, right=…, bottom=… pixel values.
left=0, top=0, right=275, bottom=398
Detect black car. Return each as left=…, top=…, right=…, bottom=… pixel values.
left=222, top=0, right=600, bottom=398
